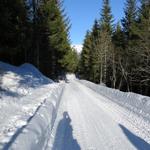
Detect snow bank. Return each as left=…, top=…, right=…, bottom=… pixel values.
left=5, top=85, right=64, bottom=150
left=0, top=62, right=65, bottom=149
left=0, top=61, right=53, bottom=96
left=80, top=80, right=150, bottom=121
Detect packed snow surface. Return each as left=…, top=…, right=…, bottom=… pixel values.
left=0, top=62, right=150, bottom=150
left=47, top=80, right=150, bottom=150
left=80, top=80, right=150, bottom=122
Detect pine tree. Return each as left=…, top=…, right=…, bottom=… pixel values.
left=100, top=0, right=113, bottom=33
left=79, top=0, right=114, bottom=84
left=62, top=48, right=79, bottom=73
left=0, top=0, right=27, bottom=65
left=90, top=20, right=101, bottom=83
left=112, top=22, right=126, bottom=89
left=99, top=0, right=114, bottom=85
left=122, top=0, right=137, bottom=40
left=38, top=0, right=71, bottom=78
left=79, top=31, right=92, bottom=80
left=121, top=0, right=138, bottom=91
left=133, top=0, right=150, bottom=94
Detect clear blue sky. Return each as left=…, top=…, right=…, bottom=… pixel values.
left=64, top=0, right=125, bottom=45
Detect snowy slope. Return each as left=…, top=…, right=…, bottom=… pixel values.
left=0, top=61, right=53, bottom=96
left=0, top=62, right=64, bottom=149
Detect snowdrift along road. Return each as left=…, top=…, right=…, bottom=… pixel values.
left=0, top=62, right=150, bottom=150
left=80, top=80, right=150, bottom=122
left=0, top=62, right=64, bottom=149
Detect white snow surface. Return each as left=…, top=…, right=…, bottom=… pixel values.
left=66, top=74, right=76, bottom=80
left=0, top=62, right=64, bottom=150
left=46, top=79, right=150, bottom=150
left=80, top=80, right=150, bottom=122
left=0, top=62, right=150, bottom=150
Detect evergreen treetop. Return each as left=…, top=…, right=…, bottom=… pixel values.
left=100, top=0, right=114, bottom=33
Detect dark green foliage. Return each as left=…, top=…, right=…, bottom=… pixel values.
left=0, top=0, right=76, bottom=79
left=79, top=31, right=92, bottom=80
left=0, top=0, right=27, bottom=65
left=79, top=0, right=114, bottom=85
left=100, top=0, right=114, bottom=33
left=37, top=0, right=72, bottom=78
left=122, top=0, right=137, bottom=40
left=112, top=23, right=126, bottom=89
left=79, top=0, right=150, bottom=96
left=62, top=48, right=79, bottom=73
left=132, top=0, right=150, bottom=94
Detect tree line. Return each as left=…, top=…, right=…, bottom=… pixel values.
left=0, top=0, right=78, bottom=79
left=79, top=0, right=150, bottom=96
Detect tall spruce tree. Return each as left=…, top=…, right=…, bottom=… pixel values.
left=99, top=0, right=114, bottom=85
left=79, top=0, right=114, bottom=84
left=100, top=0, right=113, bottom=33
left=38, top=0, right=71, bottom=78
left=79, top=31, right=92, bottom=80
left=112, top=23, right=126, bottom=89
left=62, top=48, right=79, bottom=73
left=121, top=0, right=138, bottom=91
left=133, top=0, right=150, bottom=94
left=90, top=20, right=100, bottom=82
left=0, top=0, right=27, bottom=65
left=122, top=0, right=137, bottom=40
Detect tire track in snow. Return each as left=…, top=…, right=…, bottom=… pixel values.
left=46, top=80, right=150, bottom=150
left=77, top=81, right=150, bottom=144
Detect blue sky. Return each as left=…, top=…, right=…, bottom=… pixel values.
left=64, top=0, right=125, bottom=45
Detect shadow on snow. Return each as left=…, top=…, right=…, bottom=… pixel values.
left=119, top=124, right=150, bottom=150
left=52, top=112, right=81, bottom=150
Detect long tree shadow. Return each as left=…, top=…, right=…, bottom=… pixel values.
left=119, top=124, right=150, bottom=150
left=52, top=112, right=81, bottom=150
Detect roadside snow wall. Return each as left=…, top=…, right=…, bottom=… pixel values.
left=80, top=80, right=150, bottom=121
left=0, top=61, right=53, bottom=97
left=4, top=85, right=64, bottom=150
left=0, top=61, right=65, bottom=150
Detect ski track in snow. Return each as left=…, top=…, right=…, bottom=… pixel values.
left=47, top=80, right=150, bottom=150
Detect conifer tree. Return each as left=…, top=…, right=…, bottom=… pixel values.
left=90, top=20, right=101, bottom=82
left=100, top=0, right=113, bottom=33
left=47, top=0, right=71, bottom=78
left=79, top=31, right=92, bottom=80
left=112, top=23, right=126, bottom=89
left=122, top=0, right=137, bottom=40
left=121, top=0, right=138, bottom=91
left=32, top=0, right=71, bottom=78
left=79, top=0, right=114, bottom=84
left=0, top=0, right=27, bottom=65
left=99, top=0, right=114, bottom=85
left=62, top=48, right=79, bottom=73
left=133, top=0, right=150, bottom=94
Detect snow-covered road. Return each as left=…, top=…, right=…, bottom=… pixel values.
left=46, top=80, right=150, bottom=150
left=0, top=61, right=150, bottom=150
